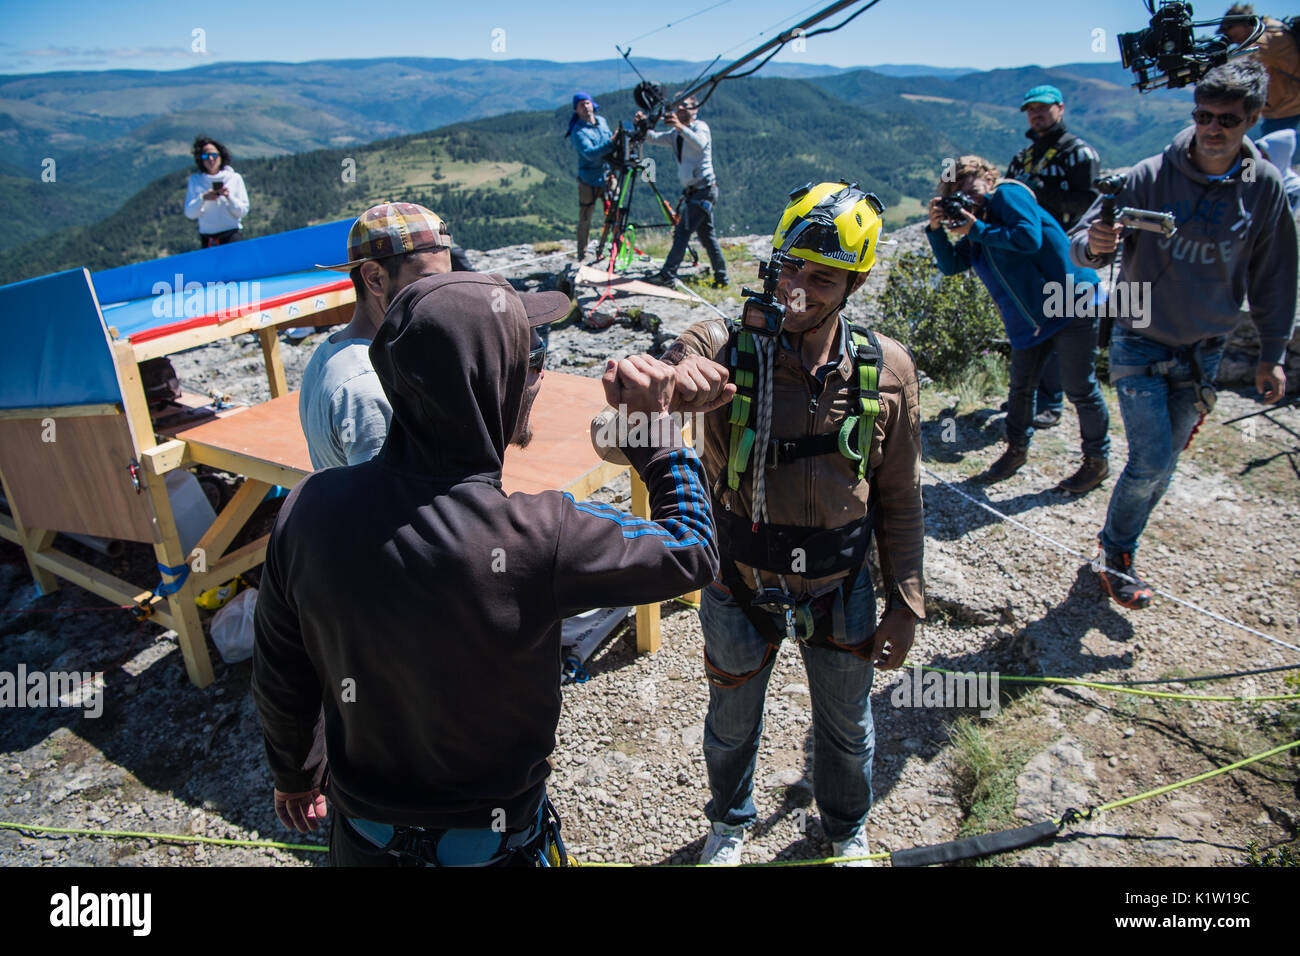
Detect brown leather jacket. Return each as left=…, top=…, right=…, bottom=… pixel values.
left=670, top=315, right=925, bottom=619
left=1258, top=20, right=1300, bottom=119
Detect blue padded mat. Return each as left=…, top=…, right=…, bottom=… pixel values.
left=101, top=270, right=350, bottom=340
left=0, top=269, right=122, bottom=409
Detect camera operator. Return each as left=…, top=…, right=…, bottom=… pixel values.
left=1219, top=5, right=1300, bottom=136
left=1006, top=85, right=1103, bottom=430
left=1071, top=59, right=1297, bottom=610
left=635, top=96, right=730, bottom=288
left=926, top=156, right=1111, bottom=492
left=567, top=92, right=614, bottom=261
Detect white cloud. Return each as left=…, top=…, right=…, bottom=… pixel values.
left=18, top=45, right=208, bottom=61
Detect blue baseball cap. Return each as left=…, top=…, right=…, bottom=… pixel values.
left=573, top=92, right=598, bottom=110
left=1021, top=85, right=1063, bottom=109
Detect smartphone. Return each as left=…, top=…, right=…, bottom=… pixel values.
left=211, top=179, right=224, bottom=189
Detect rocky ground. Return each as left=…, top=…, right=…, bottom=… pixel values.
left=1, top=230, right=1296, bottom=867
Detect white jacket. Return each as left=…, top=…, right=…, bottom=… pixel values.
left=184, top=167, right=250, bottom=234
left=644, top=120, right=716, bottom=190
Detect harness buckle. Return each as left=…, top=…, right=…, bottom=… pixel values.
left=751, top=588, right=798, bottom=641
left=767, top=438, right=796, bottom=467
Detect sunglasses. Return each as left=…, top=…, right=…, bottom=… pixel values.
left=200, top=152, right=219, bottom=159
left=528, top=330, right=546, bottom=373
left=1191, top=109, right=1245, bottom=129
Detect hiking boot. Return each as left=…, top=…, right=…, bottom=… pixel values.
left=832, top=825, right=875, bottom=867
left=1033, top=408, right=1063, bottom=429
left=645, top=273, right=676, bottom=288
left=700, top=821, right=745, bottom=866
left=711, top=277, right=729, bottom=289
left=1057, top=456, right=1110, bottom=494
left=980, top=445, right=1028, bottom=483
left=1099, top=550, right=1153, bottom=610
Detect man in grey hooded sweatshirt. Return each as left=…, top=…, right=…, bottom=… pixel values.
left=1071, top=58, right=1297, bottom=609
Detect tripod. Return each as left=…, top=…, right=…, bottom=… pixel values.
left=593, top=128, right=697, bottom=271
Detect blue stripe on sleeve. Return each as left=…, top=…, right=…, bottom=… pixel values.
left=565, top=449, right=712, bottom=550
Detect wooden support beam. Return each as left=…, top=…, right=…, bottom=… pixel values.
left=139, top=465, right=214, bottom=688
left=257, top=327, right=288, bottom=399
left=193, top=479, right=269, bottom=567
left=0, top=403, right=122, bottom=421
left=27, top=547, right=173, bottom=629
left=182, top=442, right=307, bottom=490
left=140, top=439, right=186, bottom=476
left=630, top=471, right=661, bottom=653
left=203, top=536, right=268, bottom=585
left=112, top=341, right=159, bottom=467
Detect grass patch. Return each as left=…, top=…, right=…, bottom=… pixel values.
left=883, top=195, right=926, bottom=229
left=532, top=240, right=566, bottom=254
left=947, top=693, right=1055, bottom=854
left=951, top=352, right=1010, bottom=411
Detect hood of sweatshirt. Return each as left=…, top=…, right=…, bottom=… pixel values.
left=370, top=272, right=529, bottom=484
left=1256, top=128, right=1298, bottom=179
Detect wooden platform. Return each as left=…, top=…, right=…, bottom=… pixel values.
left=165, top=372, right=669, bottom=651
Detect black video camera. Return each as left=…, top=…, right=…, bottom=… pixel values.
left=939, top=191, right=979, bottom=228
left=1118, top=1, right=1261, bottom=92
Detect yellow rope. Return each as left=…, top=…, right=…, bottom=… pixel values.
left=919, top=664, right=1300, bottom=703
left=1070, top=737, right=1300, bottom=821
left=0, top=820, right=326, bottom=853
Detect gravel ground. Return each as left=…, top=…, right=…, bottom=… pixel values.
left=1, top=231, right=1296, bottom=867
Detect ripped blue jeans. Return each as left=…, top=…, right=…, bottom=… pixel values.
left=1100, top=327, right=1225, bottom=555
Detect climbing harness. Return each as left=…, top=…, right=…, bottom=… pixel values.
left=343, top=796, right=568, bottom=867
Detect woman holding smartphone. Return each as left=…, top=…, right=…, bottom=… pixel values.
left=184, top=135, right=250, bottom=248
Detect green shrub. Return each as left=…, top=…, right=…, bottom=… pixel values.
left=876, top=251, right=1007, bottom=387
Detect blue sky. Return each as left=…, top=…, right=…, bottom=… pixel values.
left=0, top=0, right=1197, bottom=75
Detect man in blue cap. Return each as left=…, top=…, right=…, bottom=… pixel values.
left=1005, top=84, right=1102, bottom=433
left=567, top=92, right=614, bottom=261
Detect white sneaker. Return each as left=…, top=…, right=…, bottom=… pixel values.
left=700, top=821, right=745, bottom=866
left=832, top=826, right=875, bottom=867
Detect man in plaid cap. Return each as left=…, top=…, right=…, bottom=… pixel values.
left=300, top=202, right=456, bottom=469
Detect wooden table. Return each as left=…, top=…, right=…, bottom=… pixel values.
left=171, top=372, right=678, bottom=652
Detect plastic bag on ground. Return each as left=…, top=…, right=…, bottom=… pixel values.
left=210, top=586, right=258, bottom=664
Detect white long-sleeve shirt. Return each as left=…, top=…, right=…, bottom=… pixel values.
left=184, top=168, right=250, bottom=235
left=644, top=120, right=716, bottom=190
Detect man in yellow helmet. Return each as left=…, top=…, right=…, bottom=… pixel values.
left=598, top=182, right=925, bottom=865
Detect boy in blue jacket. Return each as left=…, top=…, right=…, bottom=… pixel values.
left=926, top=155, right=1110, bottom=492
left=567, top=92, right=613, bottom=260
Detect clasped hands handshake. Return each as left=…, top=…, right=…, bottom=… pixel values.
left=601, top=352, right=736, bottom=417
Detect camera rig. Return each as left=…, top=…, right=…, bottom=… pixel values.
left=593, top=1, right=884, bottom=271
left=1092, top=173, right=1179, bottom=348
left=1119, top=1, right=1264, bottom=92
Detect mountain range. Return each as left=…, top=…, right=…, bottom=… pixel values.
left=0, top=57, right=1197, bottom=284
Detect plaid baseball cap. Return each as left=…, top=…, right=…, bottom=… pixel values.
left=1020, top=85, right=1064, bottom=109
left=317, top=202, right=453, bottom=271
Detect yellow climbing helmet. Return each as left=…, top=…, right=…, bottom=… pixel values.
left=771, top=181, right=885, bottom=273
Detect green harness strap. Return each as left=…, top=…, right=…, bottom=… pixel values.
left=725, top=323, right=883, bottom=491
